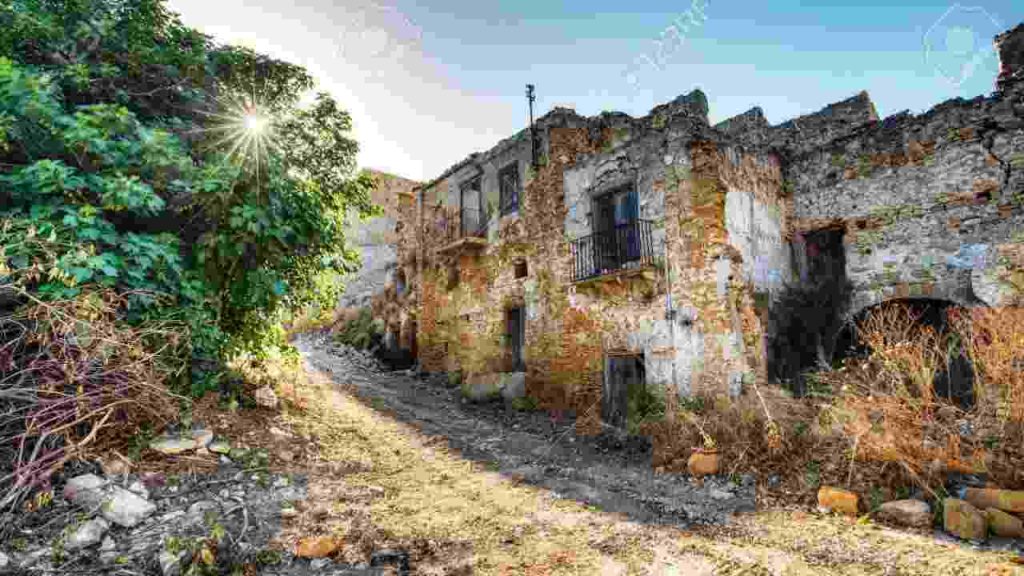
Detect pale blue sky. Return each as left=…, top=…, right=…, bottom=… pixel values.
left=166, top=0, right=1021, bottom=181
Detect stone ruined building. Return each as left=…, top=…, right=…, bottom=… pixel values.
left=341, top=170, right=420, bottom=311
left=375, top=23, right=1024, bottom=435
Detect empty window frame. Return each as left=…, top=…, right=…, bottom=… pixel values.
left=499, top=162, right=520, bottom=216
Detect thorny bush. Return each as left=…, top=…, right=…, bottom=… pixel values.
left=644, top=301, right=1024, bottom=509
left=0, top=288, right=179, bottom=515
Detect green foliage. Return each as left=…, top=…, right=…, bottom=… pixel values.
left=511, top=395, right=539, bottom=411
left=857, top=155, right=873, bottom=178
left=334, top=308, right=382, bottom=350
left=626, top=382, right=666, bottom=435
left=868, top=204, right=922, bottom=227
left=804, top=460, right=821, bottom=488
left=854, top=230, right=884, bottom=256
left=0, top=0, right=376, bottom=396
left=127, top=422, right=156, bottom=461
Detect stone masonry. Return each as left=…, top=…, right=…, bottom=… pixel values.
left=373, top=22, right=1024, bottom=435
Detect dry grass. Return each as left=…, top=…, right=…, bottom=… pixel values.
left=258, top=359, right=1024, bottom=575
left=0, top=289, right=181, bottom=512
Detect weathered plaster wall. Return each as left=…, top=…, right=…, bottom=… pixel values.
left=787, top=87, right=1024, bottom=315
left=384, top=21, right=1024, bottom=424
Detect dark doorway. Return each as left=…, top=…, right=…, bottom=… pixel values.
left=506, top=307, right=525, bottom=372
left=833, top=299, right=975, bottom=409
left=767, top=227, right=852, bottom=395
left=603, top=355, right=645, bottom=433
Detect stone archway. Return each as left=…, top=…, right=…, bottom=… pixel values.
left=832, top=297, right=977, bottom=408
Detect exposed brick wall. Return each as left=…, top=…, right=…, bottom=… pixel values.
left=378, top=21, right=1024, bottom=433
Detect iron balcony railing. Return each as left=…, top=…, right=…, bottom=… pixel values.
left=441, top=206, right=488, bottom=243
left=569, top=219, right=655, bottom=282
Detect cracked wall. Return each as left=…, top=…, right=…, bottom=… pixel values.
left=380, top=21, right=1024, bottom=425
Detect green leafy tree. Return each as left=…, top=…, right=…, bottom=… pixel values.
left=0, top=0, right=378, bottom=395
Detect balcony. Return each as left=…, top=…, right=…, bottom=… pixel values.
left=569, top=219, right=655, bottom=282
left=438, top=207, right=489, bottom=254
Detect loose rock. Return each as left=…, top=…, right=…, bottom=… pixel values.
left=295, top=536, right=342, bottom=558
left=63, top=474, right=109, bottom=510
left=101, top=487, right=156, bottom=527
left=876, top=499, right=932, bottom=528
left=985, top=507, right=1024, bottom=538
left=127, top=480, right=149, bottom=499
left=963, top=487, right=1024, bottom=514
left=209, top=439, right=231, bottom=455
left=944, top=498, right=988, bottom=541
left=255, top=385, right=279, bottom=409
left=817, top=486, right=858, bottom=516
left=66, top=517, right=110, bottom=550
left=150, top=436, right=198, bottom=455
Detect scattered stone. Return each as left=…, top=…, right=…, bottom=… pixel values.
left=0, top=551, right=8, bottom=569
left=229, top=447, right=250, bottom=461
left=295, top=536, right=342, bottom=558
left=99, top=456, right=131, bottom=477
left=500, top=372, right=526, bottom=400
left=186, top=500, right=220, bottom=525
left=209, top=439, right=231, bottom=455
left=66, top=517, right=110, bottom=550
left=876, top=499, right=932, bottom=528
left=99, top=536, right=116, bottom=552
left=986, top=507, right=1024, bottom=538
left=686, top=450, right=720, bottom=478
left=269, top=426, right=290, bottom=437
left=101, top=487, right=157, bottom=528
left=272, top=476, right=291, bottom=488
left=160, top=510, right=186, bottom=522
left=192, top=427, right=214, bottom=448
left=255, top=385, right=279, bottom=409
left=63, top=474, right=109, bottom=510
left=127, top=480, right=149, bottom=500
left=18, top=548, right=50, bottom=569
left=310, top=558, right=332, bottom=570
left=944, top=498, right=988, bottom=541
left=150, top=436, right=198, bottom=455
left=280, top=506, right=299, bottom=519
left=817, top=487, right=859, bottom=516
left=280, top=450, right=295, bottom=462
left=159, top=548, right=187, bottom=576
left=963, top=487, right=1024, bottom=514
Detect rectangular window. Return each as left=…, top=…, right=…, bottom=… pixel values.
left=499, top=163, right=520, bottom=216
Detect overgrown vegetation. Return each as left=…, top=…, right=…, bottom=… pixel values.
left=650, top=298, right=1024, bottom=515
left=333, top=307, right=383, bottom=350
left=0, top=0, right=377, bottom=510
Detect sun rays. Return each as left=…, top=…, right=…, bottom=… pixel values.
left=200, top=88, right=283, bottom=178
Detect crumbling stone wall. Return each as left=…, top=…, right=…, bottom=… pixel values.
left=382, top=21, right=1024, bottom=425
left=786, top=84, right=1024, bottom=316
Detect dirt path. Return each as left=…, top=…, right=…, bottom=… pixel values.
left=274, top=336, right=1024, bottom=575
left=294, top=334, right=756, bottom=527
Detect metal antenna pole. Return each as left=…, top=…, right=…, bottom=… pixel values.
left=526, top=84, right=537, bottom=168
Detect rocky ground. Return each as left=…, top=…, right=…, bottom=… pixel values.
left=2, top=335, right=1023, bottom=575
left=294, top=333, right=757, bottom=528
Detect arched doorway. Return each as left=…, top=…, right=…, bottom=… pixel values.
left=833, top=298, right=976, bottom=408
